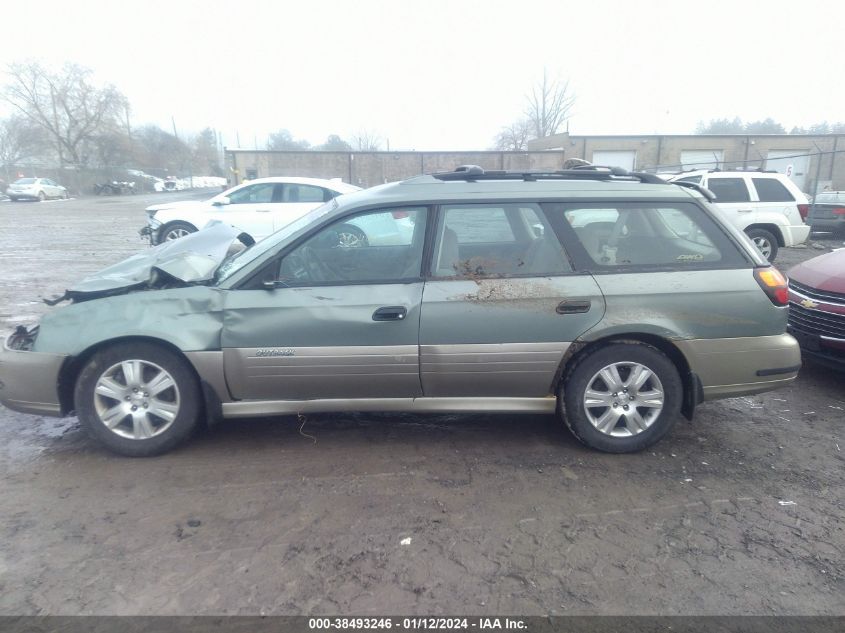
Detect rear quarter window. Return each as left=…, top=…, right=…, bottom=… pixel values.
left=546, top=202, right=748, bottom=270
left=752, top=178, right=795, bottom=202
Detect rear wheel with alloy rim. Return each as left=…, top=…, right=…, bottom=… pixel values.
left=745, top=228, right=778, bottom=262
left=37, top=191, right=46, bottom=201
left=74, top=342, right=201, bottom=456
left=561, top=343, right=682, bottom=453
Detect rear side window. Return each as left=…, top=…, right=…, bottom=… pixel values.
left=548, top=202, right=745, bottom=269
left=432, top=204, right=571, bottom=277
left=752, top=178, right=795, bottom=202
left=707, top=178, right=750, bottom=202
left=283, top=184, right=325, bottom=203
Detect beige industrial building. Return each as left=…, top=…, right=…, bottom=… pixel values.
left=226, top=132, right=844, bottom=193
left=528, top=132, right=844, bottom=193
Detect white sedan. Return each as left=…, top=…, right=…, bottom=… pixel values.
left=141, top=177, right=361, bottom=245
left=6, top=177, right=68, bottom=201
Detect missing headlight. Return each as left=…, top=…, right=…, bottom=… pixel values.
left=7, top=325, right=38, bottom=351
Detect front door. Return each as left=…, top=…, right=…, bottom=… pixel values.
left=221, top=206, right=429, bottom=401
left=210, top=181, right=281, bottom=239
left=419, top=203, right=605, bottom=398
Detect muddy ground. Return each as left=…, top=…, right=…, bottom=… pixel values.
left=0, top=194, right=842, bottom=616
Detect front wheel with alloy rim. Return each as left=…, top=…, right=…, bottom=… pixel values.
left=159, top=221, right=197, bottom=242
left=745, top=228, right=779, bottom=262
left=561, top=343, right=682, bottom=453
left=37, top=191, right=46, bottom=201
left=74, top=342, right=201, bottom=456
left=333, top=223, right=369, bottom=248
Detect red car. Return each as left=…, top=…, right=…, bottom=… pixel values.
left=787, top=248, right=845, bottom=370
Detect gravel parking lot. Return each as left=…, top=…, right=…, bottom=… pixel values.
left=0, top=194, right=843, bottom=616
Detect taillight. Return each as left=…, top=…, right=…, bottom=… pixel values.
left=833, top=207, right=845, bottom=216
left=754, top=267, right=789, bottom=306
left=391, top=210, right=409, bottom=219
left=797, top=204, right=809, bottom=221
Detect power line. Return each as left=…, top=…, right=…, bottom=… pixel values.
left=639, top=147, right=845, bottom=173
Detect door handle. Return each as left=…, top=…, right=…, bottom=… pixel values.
left=372, top=306, right=407, bottom=321
left=556, top=300, right=591, bottom=315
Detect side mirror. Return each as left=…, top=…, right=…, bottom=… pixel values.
left=212, top=196, right=231, bottom=206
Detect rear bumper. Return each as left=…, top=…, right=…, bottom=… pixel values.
left=809, top=218, right=845, bottom=233
left=781, top=223, right=811, bottom=246
left=0, top=337, right=68, bottom=416
left=675, top=333, right=801, bottom=400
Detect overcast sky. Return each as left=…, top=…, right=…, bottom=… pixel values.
left=1, top=0, right=842, bottom=150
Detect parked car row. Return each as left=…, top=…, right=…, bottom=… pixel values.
left=5, top=177, right=68, bottom=201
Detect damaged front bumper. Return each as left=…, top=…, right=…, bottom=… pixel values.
left=139, top=224, right=157, bottom=245
left=0, top=327, right=68, bottom=417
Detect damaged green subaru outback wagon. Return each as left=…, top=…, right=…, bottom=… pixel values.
left=0, top=166, right=800, bottom=456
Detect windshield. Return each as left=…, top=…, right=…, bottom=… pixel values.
left=14, top=178, right=37, bottom=184
left=215, top=198, right=339, bottom=283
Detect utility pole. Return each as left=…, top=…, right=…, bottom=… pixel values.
left=811, top=142, right=824, bottom=217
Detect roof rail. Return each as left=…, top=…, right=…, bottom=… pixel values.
left=432, top=164, right=666, bottom=184
left=672, top=180, right=717, bottom=202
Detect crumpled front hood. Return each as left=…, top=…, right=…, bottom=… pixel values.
left=46, top=223, right=248, bottom=304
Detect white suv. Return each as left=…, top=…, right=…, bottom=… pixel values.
left=667, top=170, right=810, bottom=262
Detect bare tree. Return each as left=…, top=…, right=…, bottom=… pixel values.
left=266, top=129, right=310, bottom=150
left=492, top=119, right=532, bottom=151
left=2, top=61, right=129, bottom=167
left=525, top=69, right=575, bottom=139
left=0, top=115, right=47, bottom=179
left=317, top=134, right=353, bottom=151
left=351, top=129, right=383, bottom=151
left=131, top=124, right=190, bottom=173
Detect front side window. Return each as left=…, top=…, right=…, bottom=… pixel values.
left=554, top=203, right=730, bottom=268
left=276, top=207, right=427, bottom=285
left=227, top=183, right=276, bottom=204
left=432, top=204, right=571, bottom=277
left=752, top=178, right=794, bottom=202
left=706, top=177, right=750, bottom=203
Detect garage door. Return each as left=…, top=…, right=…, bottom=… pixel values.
left=680, top=150, right=724, bottom=170
left=591, top=150, right=637, bottom=171
left=766, top=150, right=809, bottom=192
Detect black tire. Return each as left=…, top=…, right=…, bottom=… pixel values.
left=62, top=190, right=69, bottom=199
left=74, top=342, right=201, bottom=457
left=561, top=343, right=682, bottom=453
left=9, top=196, right=17, bottom=202
left=745, top=228, right=779, bottom=262
left=159, top=221, right=198, bottom=242
left=37, top=191, right=46, bottom=202
left=334, top=223, right=369, bottom=248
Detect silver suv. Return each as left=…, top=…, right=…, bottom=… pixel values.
left=0, top=166, right=800, bottom=456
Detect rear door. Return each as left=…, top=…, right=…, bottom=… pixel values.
left=419, top=202, right=605, bottom=398
left=702, top=175, right=755, bottom=230
left=221, top=206, right=429, bottom=401
left=270, top=183, right=335, bottom=232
